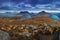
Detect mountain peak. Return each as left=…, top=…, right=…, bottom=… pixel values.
left=40, top=11, right=46, bottom=13
left=20, top=11, right=29, bottom=14
left=33, top=11, right=51, bottom=18
left=38, top=11, right=50, bottom=14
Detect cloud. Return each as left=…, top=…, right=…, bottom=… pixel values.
left=24, top=4, right=32, bottom=7
left=0, top=1, right=60, bottom=11
left=0, top=2, right=25, bottom=10
left=52, top=1, right=60, bottom=4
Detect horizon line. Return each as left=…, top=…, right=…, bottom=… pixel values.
left=0, top=10, right=60, bottom=13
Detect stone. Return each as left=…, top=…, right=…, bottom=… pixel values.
left=0, top=30, right=10, bottom=40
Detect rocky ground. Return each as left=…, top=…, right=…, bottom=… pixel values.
left=0, top=17, right=60, bottom=40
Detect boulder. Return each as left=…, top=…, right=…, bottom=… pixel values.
left=0, top=30, right=10, bottom=40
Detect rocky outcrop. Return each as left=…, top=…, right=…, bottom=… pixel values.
left=0, top=30, right=10, bottom=40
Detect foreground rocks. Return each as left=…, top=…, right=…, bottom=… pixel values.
left=0, top=17, right=60, bottom=40
left=0, top=30, right=10, bottom=40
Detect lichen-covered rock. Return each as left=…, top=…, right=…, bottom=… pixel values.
left=0, top=30, right=10, bottom=40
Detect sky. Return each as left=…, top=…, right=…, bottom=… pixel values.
left=0, top=0, right=60, bottom=13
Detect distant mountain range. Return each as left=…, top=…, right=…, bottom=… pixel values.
left=0, top=11, right=60, bottom=21
left=33, top=11, right=51, bottom=18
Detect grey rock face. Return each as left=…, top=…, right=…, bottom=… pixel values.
left=0, top=30, right=10, bottom=40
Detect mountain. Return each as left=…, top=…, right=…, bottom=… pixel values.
left=29, top=13, right=36, bottom=17
left=0, top=11, right=60, bottom=21
left=0, top=11, right=36, bottom=19
left=0, top=12, right=16, bottom=18
left=51, top=15, right=60, bottom=21
left=30, top=11, right=60, bottom=21
left=55, top=13, right=60, bottom=18
left=32, top=11, right=52, bottom=19
left=13, top=11, right=32, bottom=19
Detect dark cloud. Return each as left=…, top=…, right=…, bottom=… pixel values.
left=0, top=0, right=60, bottom=10
left=28, top=0, right=53, bottom=6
